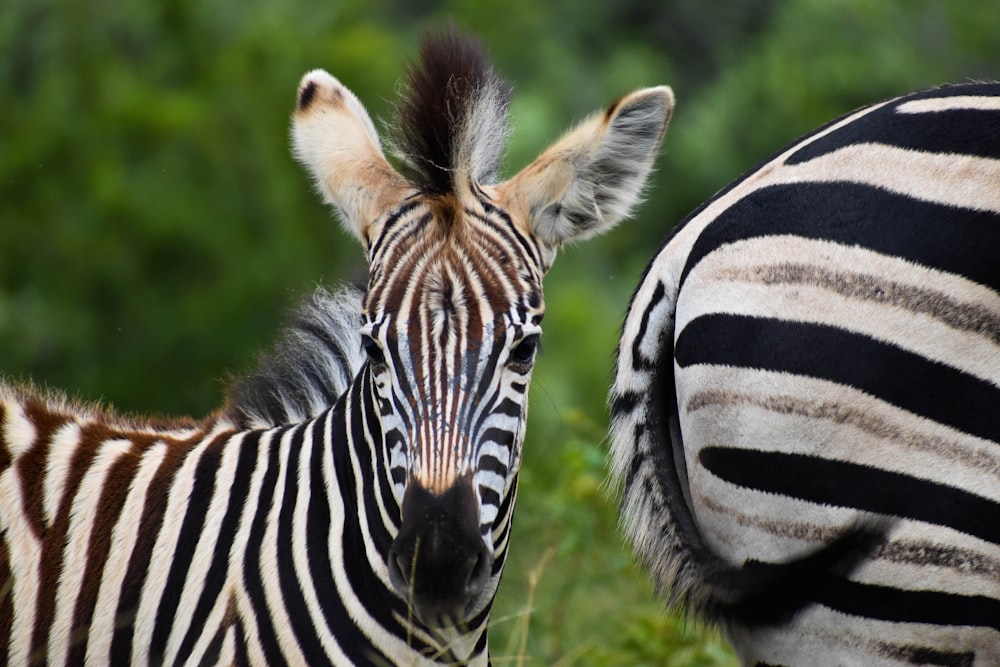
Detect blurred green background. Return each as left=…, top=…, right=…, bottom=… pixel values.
left=2, top=1, right=997, bottom=663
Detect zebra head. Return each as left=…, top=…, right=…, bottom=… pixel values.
left=292, top=29, right=672, bottom=627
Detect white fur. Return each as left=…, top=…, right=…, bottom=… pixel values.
left=498, top=86, right=674, bottom=260
left=291, top=70, right=412, bottom=246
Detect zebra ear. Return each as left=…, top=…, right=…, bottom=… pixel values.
left=292, top=70, right=411, bottom=248
left=498, top=86, right=673, bottom=255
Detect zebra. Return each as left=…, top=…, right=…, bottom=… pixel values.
left=609, top=82, right=1000, bottom=665
left=0, top=28, right=674, bottom=666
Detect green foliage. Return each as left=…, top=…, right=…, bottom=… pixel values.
left=3, top=0, right=998, bottom=663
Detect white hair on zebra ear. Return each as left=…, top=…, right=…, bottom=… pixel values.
left=497, top=85, right=674, bottom=259
left=291, top=69, right=411, bottom=248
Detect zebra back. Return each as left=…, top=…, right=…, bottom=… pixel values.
left=610, top=83, right=1000, bottom=663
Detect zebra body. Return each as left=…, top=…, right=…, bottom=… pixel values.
left=2, top=28, right=673, bottom=665
left=1, top=377, right=452, bottom=665
left=610, top=83, right=1000, bottom=665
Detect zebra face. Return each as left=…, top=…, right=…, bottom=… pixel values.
left=292, top=29, right=672, bottom=627
left=361, top=207, right=545, bottom=623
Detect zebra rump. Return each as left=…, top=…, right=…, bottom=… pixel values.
left=610, top=82, right=1000, bottom=664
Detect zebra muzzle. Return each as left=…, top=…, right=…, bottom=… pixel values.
left=388, top=478, right=494, bottom=627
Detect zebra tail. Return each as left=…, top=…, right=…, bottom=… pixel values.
left=702, top=517, right=894, bottom=627
left=608, top=228, right=718, bottom=620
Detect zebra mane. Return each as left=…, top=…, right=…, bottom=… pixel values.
left=390, top=26, right=512, bottom=195
left=224, top=284, right=365, bottom=430
left=0, top=379, right=203, bottom=433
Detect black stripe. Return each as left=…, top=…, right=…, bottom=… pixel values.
left=476, top=201, right=543, bottom=270
left=476, top=448, right=508, bottom=477
left=490, top=476, right=516, bottom=553
left=699, top=447, right=1000, bottom=546
left=149, top=433, right=225, bottom=662
left=469, top=385, right=505, bottom=447
left=676, top=314, right=1000, bottom=445
left=175, top=431, right=261, bottom=663
left=609, top=390, right=641, bottom=419
left=241, top=428, right=287, bottom=665
left=473, top=626, right=489, bottom=658
left=111, top=444, right=185, bottom=665
left=303, top=409, right=367, bottom=663
left=368, top=199, right=424, bottom=261
left=494, top=398, right=521, bottom=418
left=788, top=84, right=1000, bottom=165
left=276, top=425, right=329, bottom=662
left=68, top=448, right=142, bottom=665
left=390, top=465, right=406, bottom=486
left=630, top=280, right=666, bottom=372
left=359, top=376, right=398, bottom=550
left=471, top=338, right=505, bottom=409
left=817, top=574, right=1000, bottom=631
left=680, top=182, right=1000, bottom=294
left=478, top=485, right=500, bottom=512
left=304, top=387, right=403, bottom=663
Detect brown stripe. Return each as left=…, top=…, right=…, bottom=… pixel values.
left=29, top=419, right=107, bottom=663
left=110, top=430, right=199, bottom=659
left=875, top=640, right=974, bottom=667
left=66, top=438, right=145, bottom=665
left=18, top=398, right=70, bottom=539
left=720, top=262, right=1000, bottom=345
left=879, top=538, right=1000, bottom=580
left=698, top=495, right=843, bottom=543
left=0, top=401, right=11, bottom=473
left=687, top=389, right=1000, bottom=478
left=0, top=535, right=12, bottom=663
left=701, top=493, right=1000, bottom=580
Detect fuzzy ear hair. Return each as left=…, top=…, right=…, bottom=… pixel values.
left=498, top=86, right=674, bottom=257
left=291, top=70, right=412, bottom=248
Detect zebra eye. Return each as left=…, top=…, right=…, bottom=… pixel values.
left=509, top=334, right=540, bottom=367
left=362, top=335, right=387, bottom=369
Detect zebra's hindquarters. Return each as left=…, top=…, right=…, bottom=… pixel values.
left=610, top=83, right=1000, bottom=665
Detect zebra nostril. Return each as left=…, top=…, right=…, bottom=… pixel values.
left=388, top=480, right=498, bottom=625
left=387, top=549, right=412, bottom=594
left=464, top=547, right=492, bottom=596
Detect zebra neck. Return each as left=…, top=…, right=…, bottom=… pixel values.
left=315, top=375, right=491, bottom=663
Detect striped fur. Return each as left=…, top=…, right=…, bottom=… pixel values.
left=1, top=28, right=673, bottom=665
left=610, top=83, right=1000, bottom=665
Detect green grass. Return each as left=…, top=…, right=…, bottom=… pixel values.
left=486, top=408, right=739, bottom=666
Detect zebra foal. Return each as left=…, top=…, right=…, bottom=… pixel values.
left=610, top=83, right=1000, bottom=665
left=1, top=28, right=673, bottom=666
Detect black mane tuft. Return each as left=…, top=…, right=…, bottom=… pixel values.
left=393, top=26, right=511, bottom=195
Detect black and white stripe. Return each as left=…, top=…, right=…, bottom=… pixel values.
left=0, top=377, right=488, bottom=665
left=610, top=83, right=1000, bottom=664
left=2, top=27, right=674, bottom=666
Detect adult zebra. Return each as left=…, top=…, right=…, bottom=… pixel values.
left=0, top=29, right=674, bottom=666
left=609, top=83, right=1000, bottom=665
